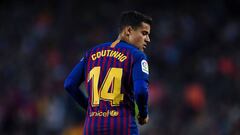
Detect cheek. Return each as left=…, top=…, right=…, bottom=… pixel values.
left=132, top=34, right=143, bottom=43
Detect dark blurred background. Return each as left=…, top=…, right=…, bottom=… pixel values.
left=0, top=0, right=240, bottom=135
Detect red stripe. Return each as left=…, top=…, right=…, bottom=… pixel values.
left=125, top=107, right=130, bottom=135
left=90, top=74, right=94, bottom=134
left=121, top=48, right=127, bottom=99
left=86, top=51, right=93, bottom=135
left=117, top=48, right=122, bottom=67
left=86, top=50, right=94, bottom=127
left=97, top=47, right=105, bottom=135
left=111, top=48, right=116, bottom=135
left=101, top=47, right=107, bottom=99
left=100, top=47, right=107, bottom=134
left=122, top=50, right=129, bottom=96
left=85, top=116, right=89, bottom=135
left=93, top=48, right=101, bottom=135
left=96, top=48, right=101, bottom=65
left=113, top=48, right=117, bottom=99
left=113, top=48, right=117, bottom=67
left=121, top=49, right=128, bottom=135
left=123, top=107, right=126, bottom=135
left=116, top=48, right=122, bottom=135
left=86, top=51, right=93, bottom=98
left=103, top=116, right=108, bottom=135
left=117, top=108, right=121, bottom=135
left=122, top=50, right=126, bottom=78
left=128, top=53, right=134, bottom=135
left=88, top=54, right=93, bottom=113
left=95, top=48, right=101, bottom=135
left=99, top=47, right=106, bottom=102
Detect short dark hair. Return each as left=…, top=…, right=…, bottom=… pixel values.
left=119, top=10, right=152, bottom=32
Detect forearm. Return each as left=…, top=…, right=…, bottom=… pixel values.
left=64, top=79, right=88, bottom=110
left=64, top=61, right=88, bottom=110
left=134, top=80, right=149, bottom=118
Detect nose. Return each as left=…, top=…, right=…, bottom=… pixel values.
left=145, top=35, right=150, bottom=43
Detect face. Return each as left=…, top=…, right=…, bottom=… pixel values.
left=127, top=22, right=151, bottom=52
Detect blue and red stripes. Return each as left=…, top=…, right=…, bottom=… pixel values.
left=83, top=44, right=138, bottom=135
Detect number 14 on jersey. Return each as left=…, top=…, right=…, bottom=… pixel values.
left=88, top=67, right=124, bottom=107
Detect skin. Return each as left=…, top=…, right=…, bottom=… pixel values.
left=118, top=22, right=151, bottom=52
left=138, top=114, right=149, bottom=125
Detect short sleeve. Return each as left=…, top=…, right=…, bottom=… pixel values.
left=132, top=52, right=149, bottom=81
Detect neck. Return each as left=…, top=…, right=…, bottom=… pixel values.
left=117, top=34, right=128, bottom=43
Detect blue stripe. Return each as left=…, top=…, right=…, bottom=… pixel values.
left=120, top=107, right=123, bottom=135
left=126, top=109, right=129, bottom=135
left=100, top=115, right=104, bottom=135
left=107, top=113, right=111, bottom=134
left=114, top=107, right=117, bottom=135
left=130, top=114, right=139, bottom=135
left=88, top=116, right=92, bottom=135
left=94, top=117, right=98, bottom=134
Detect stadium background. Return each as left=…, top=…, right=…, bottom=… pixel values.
left=0, top=0, right=240, bottom=134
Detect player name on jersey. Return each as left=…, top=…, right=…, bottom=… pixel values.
left=91, top=49, right=127, bottom=62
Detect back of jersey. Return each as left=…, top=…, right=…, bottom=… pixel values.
left=83, top=40, right=138, bottom=135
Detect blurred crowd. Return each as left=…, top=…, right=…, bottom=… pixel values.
left=0, top=0, right=240, bottom=135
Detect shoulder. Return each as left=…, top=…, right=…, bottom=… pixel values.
left=117, top=41, right=147, bottom=59
left=131, top=49, right=148, bottom=62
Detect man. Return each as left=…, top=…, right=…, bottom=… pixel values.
left=64, top=10, right=152, bottom=135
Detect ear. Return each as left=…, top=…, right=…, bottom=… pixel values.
left=124, top=26, right=133, bottom=36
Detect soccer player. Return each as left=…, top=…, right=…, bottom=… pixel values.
left=64, top=10, right=152, bottom=135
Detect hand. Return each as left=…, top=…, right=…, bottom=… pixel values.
left=137, top=114, right=149, bottom=125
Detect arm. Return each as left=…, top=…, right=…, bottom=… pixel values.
left=64, top=58, right=88, bottom=110
left=132, top=52, right=150, bottom=125
left=134, top=79, right=149, bottom=125
left=134, top=79, right=149, bottom=118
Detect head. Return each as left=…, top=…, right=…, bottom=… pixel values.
left=118, top=11, right=152, bottom=52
